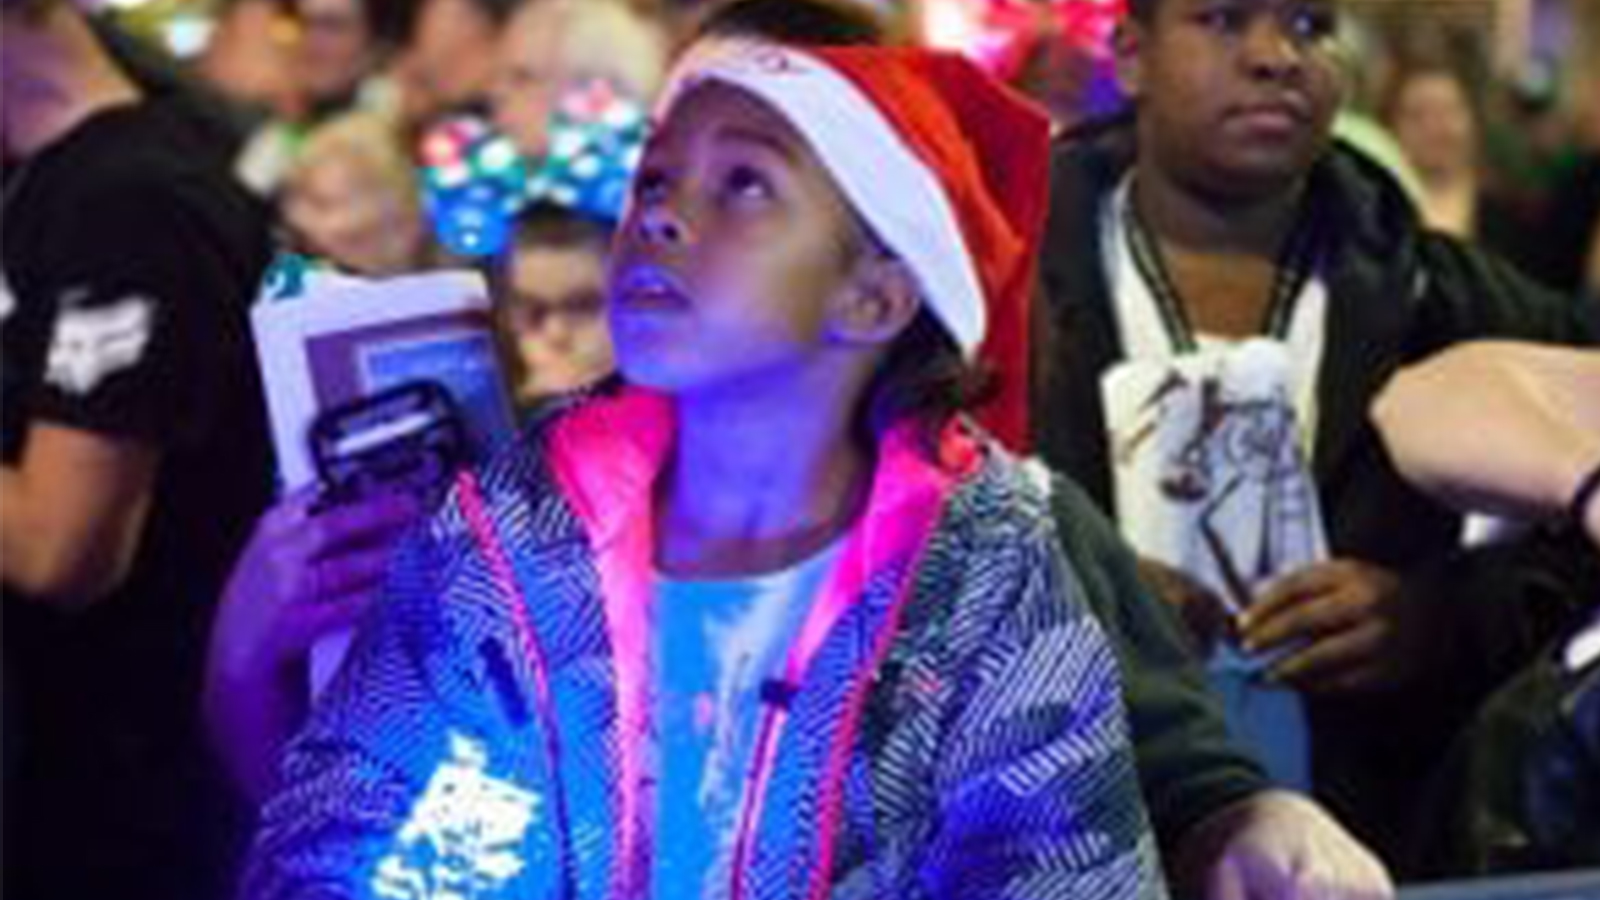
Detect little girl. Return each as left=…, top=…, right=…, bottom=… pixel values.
left=242, top=43, right=1162, bottom=900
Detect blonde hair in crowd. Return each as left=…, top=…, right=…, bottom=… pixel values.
left=525, top=0, right=668, bottom=101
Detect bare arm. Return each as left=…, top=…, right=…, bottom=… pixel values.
left=1, top=422, right=159, bottom=607
left=1372, top=341, right=1600, bottom=540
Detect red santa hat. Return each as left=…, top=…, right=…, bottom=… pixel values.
left=655, top=42, right=1051, bottom=454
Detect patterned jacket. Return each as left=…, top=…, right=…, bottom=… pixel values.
left=240, top=388, right=1165, bottom=900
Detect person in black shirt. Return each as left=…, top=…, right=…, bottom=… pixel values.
left=1, top=0, right=274, bottom=895
left=1033, top=0, right=1593, bottom=876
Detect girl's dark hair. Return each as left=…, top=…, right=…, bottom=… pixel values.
left=859, top=308, right=993, bottom=449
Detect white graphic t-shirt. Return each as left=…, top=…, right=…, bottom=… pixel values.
left=1100, top=177, right=1329, bottom=788
left=651, top=540, right=842, bottom=900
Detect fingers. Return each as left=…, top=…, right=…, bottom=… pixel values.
left=252, top=485, right=323, bottom=543
left=1267, top=622, right=1388, bottom=692
left=1243, top=561, right=1345, bottom=630
left=275, top=546, right=392, bottom=655
left=1196, top=791, right=1395, bottom=900
left=1280, top=839, right=1395, bottom=900
left=291, top=592, right=376, bottom=647
left=308, top=544, right=395, bottom=600
left=1205, top=857, right=1252, bottom=900
left=305, top=491, right=424, bottom=556
left=1241, top=586, right=1369, bottom=654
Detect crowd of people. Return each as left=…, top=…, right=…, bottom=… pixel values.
left=2, top=0, right=1597, bottom=897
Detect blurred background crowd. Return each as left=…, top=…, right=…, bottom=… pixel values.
left=2, top=0, right=1598, bottom=897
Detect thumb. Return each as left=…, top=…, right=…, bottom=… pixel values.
left=1205, top=856, right=1253, bottom=900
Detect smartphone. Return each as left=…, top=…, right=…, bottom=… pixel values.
left=309, top=380, right=467, bottom=509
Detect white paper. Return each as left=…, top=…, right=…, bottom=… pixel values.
left=1103, top=339, right=1328, bottom=615
left=250, top=267, right=516, bottom=695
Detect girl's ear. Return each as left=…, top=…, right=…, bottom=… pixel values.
left=829, top=254, right=921, bottom=348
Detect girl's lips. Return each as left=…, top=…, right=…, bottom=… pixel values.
left=612, top=267, right=691, bottom=312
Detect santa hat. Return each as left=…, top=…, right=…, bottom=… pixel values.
left=655, top=42, right=1051, bottom=454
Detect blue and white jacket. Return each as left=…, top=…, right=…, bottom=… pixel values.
left=240, top=388, right=1165, bottom=900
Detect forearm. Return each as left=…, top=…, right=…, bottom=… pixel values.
left=204, top=655, right=307, bottom=805
left=1, top=464, right=142, bottom=603
left=1374, top=342, right=1600, bottom=522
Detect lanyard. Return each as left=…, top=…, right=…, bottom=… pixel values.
left=1121, top=180, right=1326, bottom=354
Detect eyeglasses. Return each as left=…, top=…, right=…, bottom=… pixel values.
left=508, top=293, right=605, bottom=331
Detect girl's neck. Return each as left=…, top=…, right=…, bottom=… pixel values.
left=1417, top=169, right=1478, bottom=238
left=655, top=378, right=871, bottom=579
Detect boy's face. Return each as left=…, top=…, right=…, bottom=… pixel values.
left=296, top=0, right=373, bottom=103
left=607, top=83, right=867, bottom=394
left=1118, top=0, right=1343, bottom=198
left=503, top=240, right=615, bottom=401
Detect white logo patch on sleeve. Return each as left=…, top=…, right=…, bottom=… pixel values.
left=45, top=295, right=155, bottom=396
left=0, top=272, right=16, bottom=327
left=373, top=733, right=542, bottom=900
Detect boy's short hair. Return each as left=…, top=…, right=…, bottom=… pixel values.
left=2, top=0, right=61, bottom=23
left=510, top=202, right=613, bottom=254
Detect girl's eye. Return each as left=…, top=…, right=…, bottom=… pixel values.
left=721, top=164, right=774, bottom=206
left=633, top=168, right=669, bottom=204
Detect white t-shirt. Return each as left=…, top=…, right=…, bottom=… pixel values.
left=1099, top=177, right=1325, bottom=788
left=650, top=540, right=842, bottom=900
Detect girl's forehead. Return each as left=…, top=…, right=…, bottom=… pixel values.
left=647, top=82, right=810, bottom=154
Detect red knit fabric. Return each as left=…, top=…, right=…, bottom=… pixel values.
left=805, top=47, right=1051, bottom=454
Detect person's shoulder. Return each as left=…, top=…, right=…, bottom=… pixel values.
left=1413, top=228, right=1597, bottom=342
left=1048, top=113, right=1135, bottom=204
left=942, top=440, right=1067, bottom=554
left=1317, top=140, right=1425, bottom=246
left=49, top=102, right=254, bottom=216
left=432, top=380, right=626, bottom=545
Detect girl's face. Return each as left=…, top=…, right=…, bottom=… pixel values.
left=606, top=83, right=868, bottom=396
left=1390, top=72, right=1476, bottom=179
